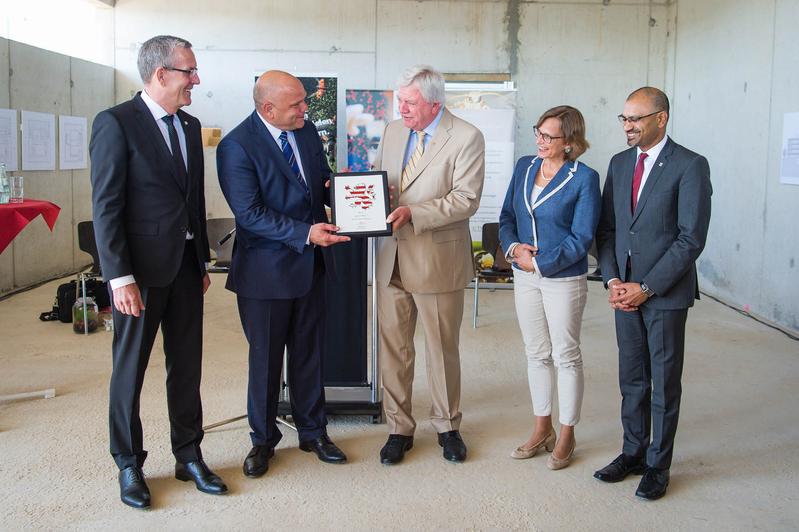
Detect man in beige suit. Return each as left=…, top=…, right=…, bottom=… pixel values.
left=374, top=65, right=485, bottom=464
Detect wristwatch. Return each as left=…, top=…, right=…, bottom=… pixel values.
left=640, top=282, right=655, bottom=297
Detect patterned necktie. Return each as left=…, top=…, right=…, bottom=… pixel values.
left=401, top=130, right=426, bottom=192
left=279, top=131, right=308, bottom=195
left=631, top=152, right=648, bottom=213
left=162, top=115, right=188, bottom=187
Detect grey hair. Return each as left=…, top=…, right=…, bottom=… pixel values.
left=137, top=35, right=192, bottom=83
left=397, top=65, right=446, bottom=104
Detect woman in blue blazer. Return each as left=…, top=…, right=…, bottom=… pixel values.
left=499, top=105, right=601, bottom=470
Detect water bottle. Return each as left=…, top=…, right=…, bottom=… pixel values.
left=0, top=163, right=10, bottom=204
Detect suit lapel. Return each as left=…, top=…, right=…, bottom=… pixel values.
left=177, top=110, right=198, bottom=202
left=251, top=112, right=310, bottom=200
left=402, top=109, right=453, bottom=191
left=532, top=159, right=569, bottom=210
left=619, top=148, right=636, bottom=227
left=294, top=125, right=316, bottom=203
left=632, top=138, right=673, bottom=224
left=525, top=158, right=540, bottom=206
left=133, top=94, right=186, bottom=195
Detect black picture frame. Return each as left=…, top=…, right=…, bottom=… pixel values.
left=330, top=171, right=392, bottom=237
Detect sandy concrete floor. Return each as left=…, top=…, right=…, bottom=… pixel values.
left=1, top=276, right=797, bottom=530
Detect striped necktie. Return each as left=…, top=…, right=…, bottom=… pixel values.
left=401, top=130, right=426, bottom=192
left=279, top=131, right=308, bottom=195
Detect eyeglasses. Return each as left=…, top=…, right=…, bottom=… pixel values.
left=533, top=126, right=564, bottom=144
left=163, top=66, right=199, bottom=76
left=617, top=110, right=662, bottom=124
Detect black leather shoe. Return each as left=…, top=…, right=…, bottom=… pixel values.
left=299, top=434, right=347, bottom=463
left=175, top=459, right=228, bottom=495
left=635, top=467, right=670, bottom=500
left=593, top=453, right=646, bottom=483
left=379, top=434, right=414, bottom=465
left=243, top=445, right=274, bottom=478
left=119, top=466, right=151, bottom=509
left=438, top=430, right=467, bottom=462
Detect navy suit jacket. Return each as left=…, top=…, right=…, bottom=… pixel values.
left=596, top=137, right=712, bottom=310
left=90, top=93, right=210, bottom=287
left=499, top=156, right=601, bottom=278
left=216, top=112, right=333, bottom=300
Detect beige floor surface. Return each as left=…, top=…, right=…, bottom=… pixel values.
left=1, top=276, right=798, bottom=531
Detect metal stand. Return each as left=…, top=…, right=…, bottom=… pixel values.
left=0, top=388, right=56, bottom=404
left=204, top=238, right=382, bottom=431
left=278, top=237, right=382, bottom=423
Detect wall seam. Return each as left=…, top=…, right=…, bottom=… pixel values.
left=759, top=0, right=779, bottom=314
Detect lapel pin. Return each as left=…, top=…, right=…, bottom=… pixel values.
left=658, top=162, right=663, bottom=167
left=184, top=121, right=189, bottom=126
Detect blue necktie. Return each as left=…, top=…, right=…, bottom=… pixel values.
left=279, top=131, right=308, bottom=195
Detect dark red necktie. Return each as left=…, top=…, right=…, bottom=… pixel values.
left=631, top=152, right=648, bottom=213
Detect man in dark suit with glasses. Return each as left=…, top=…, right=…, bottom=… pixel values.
left=595, top=86, right=712, bottom=500
left=90, top=34, right=227, bottom=509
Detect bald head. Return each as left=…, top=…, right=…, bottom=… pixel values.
left=622, top=86, right=669, bottom=150
left=627, top=86, right=670, bottom=118
left=254, top=70, right=308, bottom=131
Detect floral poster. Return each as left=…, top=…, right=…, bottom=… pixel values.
left=299, top=76, right=338, bottom=171
left=345, top=89, right=394, bottom=172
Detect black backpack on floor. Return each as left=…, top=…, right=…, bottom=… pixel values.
left=40, top=278, right=110, bottom=323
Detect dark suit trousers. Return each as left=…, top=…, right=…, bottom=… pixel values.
left=109, top=241, right=204, bottom=469
left=237, top=264, right=327, bottom=448
left=615, top=305, right=688, bottom=470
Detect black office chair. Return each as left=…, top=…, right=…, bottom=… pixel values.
left=473, top=222, right=513, bottom=328
left=77, top=221, right=101, bottom=276
left=587, top=241, right=602, bottom=281
left=206, top=217, right=235, bottom=273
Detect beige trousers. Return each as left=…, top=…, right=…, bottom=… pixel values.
left=513, top=268, right=587, bottom=427
left=378, top=261, right=464, bottom=436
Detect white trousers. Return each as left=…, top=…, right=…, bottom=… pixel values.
left=513, top=268, right=587, bottom=426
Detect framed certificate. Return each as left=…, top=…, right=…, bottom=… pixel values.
left=330, top=171, right=392, bottom=237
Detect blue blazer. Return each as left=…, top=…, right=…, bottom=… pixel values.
left=217, top=111, right=333, bottom=300
left=499, top=156, right=601, bottom=278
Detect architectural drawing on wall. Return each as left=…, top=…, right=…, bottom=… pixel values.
left=0, top=109, right=19, bottom=171
left=21, top=110, right=56, bottom=171
left=59, top=115, right=88, bottom=170
left=780, top=112, right=799, bottom=185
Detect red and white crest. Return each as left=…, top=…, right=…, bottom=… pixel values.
left=344, top=183, right=376, bottom=210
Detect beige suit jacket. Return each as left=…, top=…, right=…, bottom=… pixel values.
left=374, top=108, right=485, bottom=294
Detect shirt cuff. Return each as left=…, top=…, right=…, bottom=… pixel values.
left=504, top=242, right=519, bottom=262
left=109, top=275, right=136, bottom=290
left=306, top=228, right=312, bottom=246
left=607, top=278, right=621, bottom=287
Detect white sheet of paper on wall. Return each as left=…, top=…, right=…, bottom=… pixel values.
left=59, top=115, right=88, bottom=170
left=21, top=110, right=56, bottom=171
left=0, top=108, right=19, bottom=171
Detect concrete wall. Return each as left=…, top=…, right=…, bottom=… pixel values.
left=109, top=0, right=799, bottom=333
left=2, top=0, right=795, bottom=332
left=0, top=38, right=114, bottom=295
left=670, top=0, right=799, bottom=333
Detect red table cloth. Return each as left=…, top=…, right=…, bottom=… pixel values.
left=0, top=199, right=61, bottom=254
